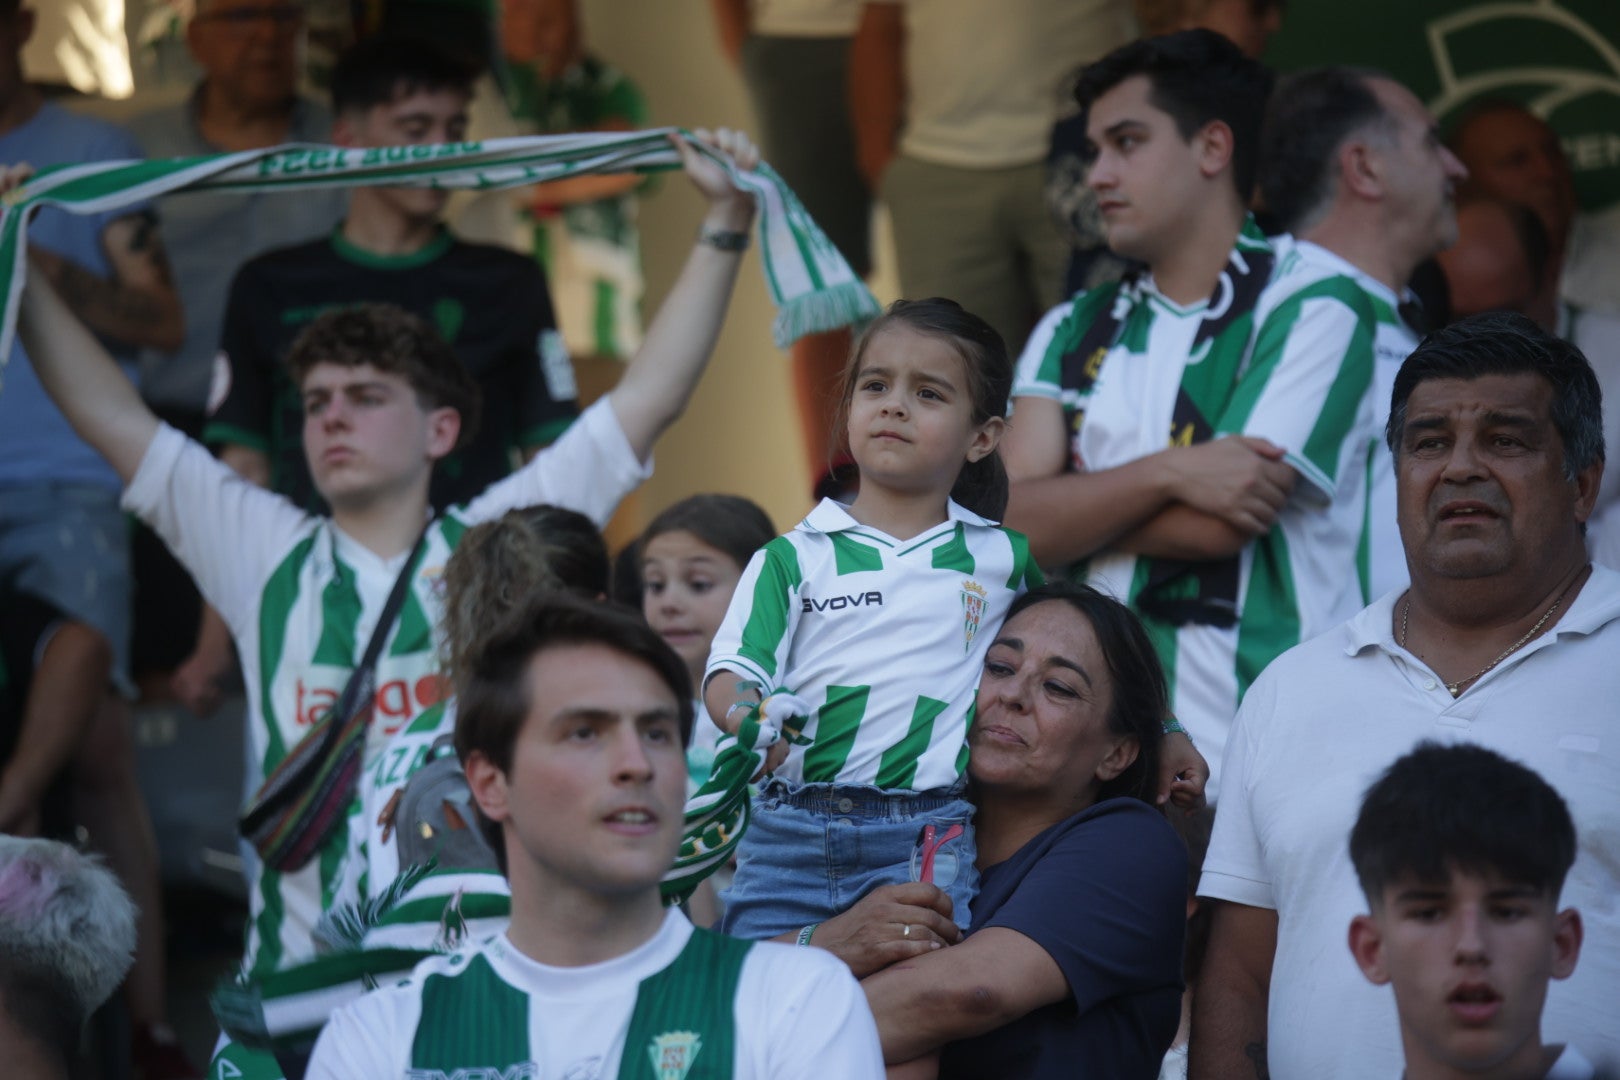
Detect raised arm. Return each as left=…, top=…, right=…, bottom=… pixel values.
left=604, top=129, right=758, bottom=462
left=16, top=257, right=161, bottom=483
left=30, top=208, right=184, bottom=352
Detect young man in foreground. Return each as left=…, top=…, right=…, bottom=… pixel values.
left=1348, top=742, right=1591, bottom=1080
left=307, top=597, right=885, bottom=1078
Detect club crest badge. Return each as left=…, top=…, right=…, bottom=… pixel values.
left=961, top=581, right=988, bottom=653
left=648, top=1031, right=703, bottom=1080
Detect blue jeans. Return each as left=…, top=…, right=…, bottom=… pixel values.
left=719, top=779, right=978, bottom=940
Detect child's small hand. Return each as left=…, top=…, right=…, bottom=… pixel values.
left=753, top=738, right=791, bottom=781
left=1156, top=729, right=1208, bottom=813
left=751, top=696, right=816, bottom=780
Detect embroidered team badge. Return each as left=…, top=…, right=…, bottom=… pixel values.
left=647, top=1031, right=703, bottom=1080
left=961, top=581, right=988, bottom=653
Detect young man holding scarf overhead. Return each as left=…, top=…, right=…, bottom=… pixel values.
left=8, top=127, right=760, bottom=995
left=1000, top=30, right=1380, bottom=798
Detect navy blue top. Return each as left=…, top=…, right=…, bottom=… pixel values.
left=940, top=797, right=1187, bottom=1080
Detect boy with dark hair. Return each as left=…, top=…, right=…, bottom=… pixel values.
left=1002, top=29, right=1380, bottom=796
left=1347, top=743, right=1591, bottom=1080
left=307, top=597, right=884, bottom=1078
left=205, top=34, right=577, bottom=515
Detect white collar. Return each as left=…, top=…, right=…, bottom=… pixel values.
left=1291, top=237, right=1409, bottom=308
left=799, top=497, right=995, bottom=538
left=1344, top=564, right=1620, bottom=657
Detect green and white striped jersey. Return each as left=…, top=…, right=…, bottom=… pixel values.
left=306, top=911, right=885, bottom=1079
left=1292, top=241, right=1421, bottom=604
left=123, top=398, right=648, bottom=978
left=706, top=499, right=1041, bottom=791
left=1013, top=231, right=1377, bottom=796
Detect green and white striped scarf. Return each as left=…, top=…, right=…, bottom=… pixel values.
left=0, top=128, right=878, bottom=372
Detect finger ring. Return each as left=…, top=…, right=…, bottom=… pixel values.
left=902, top=924, right=911, bottom=939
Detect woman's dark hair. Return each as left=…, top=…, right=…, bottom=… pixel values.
left=835, top=298, right=1012, bottom=519
left=1003, top=581, right=1167, bottom=805
left=642, top=494, right=777, bottom=572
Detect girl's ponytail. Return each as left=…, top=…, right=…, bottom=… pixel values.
left=950, top=450, right=1010, bottom=521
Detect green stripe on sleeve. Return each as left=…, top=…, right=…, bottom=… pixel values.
left=802, top=684, right=869, bottom=782
left=1221, top=277, right=1369, bottom=431
left=736, top=537, right=802, bottom=681
left=875, top=696, right=949, bottom=790
left=1301, top=307, right=1374, bottom=485
left=1220, top=278, right=1374, bottom=490
left=1004, top=529, right=1040, bottom=590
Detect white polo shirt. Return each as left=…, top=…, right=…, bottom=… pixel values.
left=706, top=498, right=1040, bottom=791
left=1201, top=565, right=1620, bottom=1078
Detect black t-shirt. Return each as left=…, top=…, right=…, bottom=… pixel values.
left=203, top=228, right=579, bottom=513
left=940, top=798, right=1187, bottom=1080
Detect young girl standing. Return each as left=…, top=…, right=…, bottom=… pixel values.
left=704, top=298, right=1038, bottom=940
left=640, top=494, right=777, bottom=791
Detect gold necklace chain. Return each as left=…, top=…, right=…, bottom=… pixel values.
left=1400, top=569, right=1585, bottom=697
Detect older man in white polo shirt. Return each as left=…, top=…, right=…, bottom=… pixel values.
left=1192, top=311, right=1618, bottom=1079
